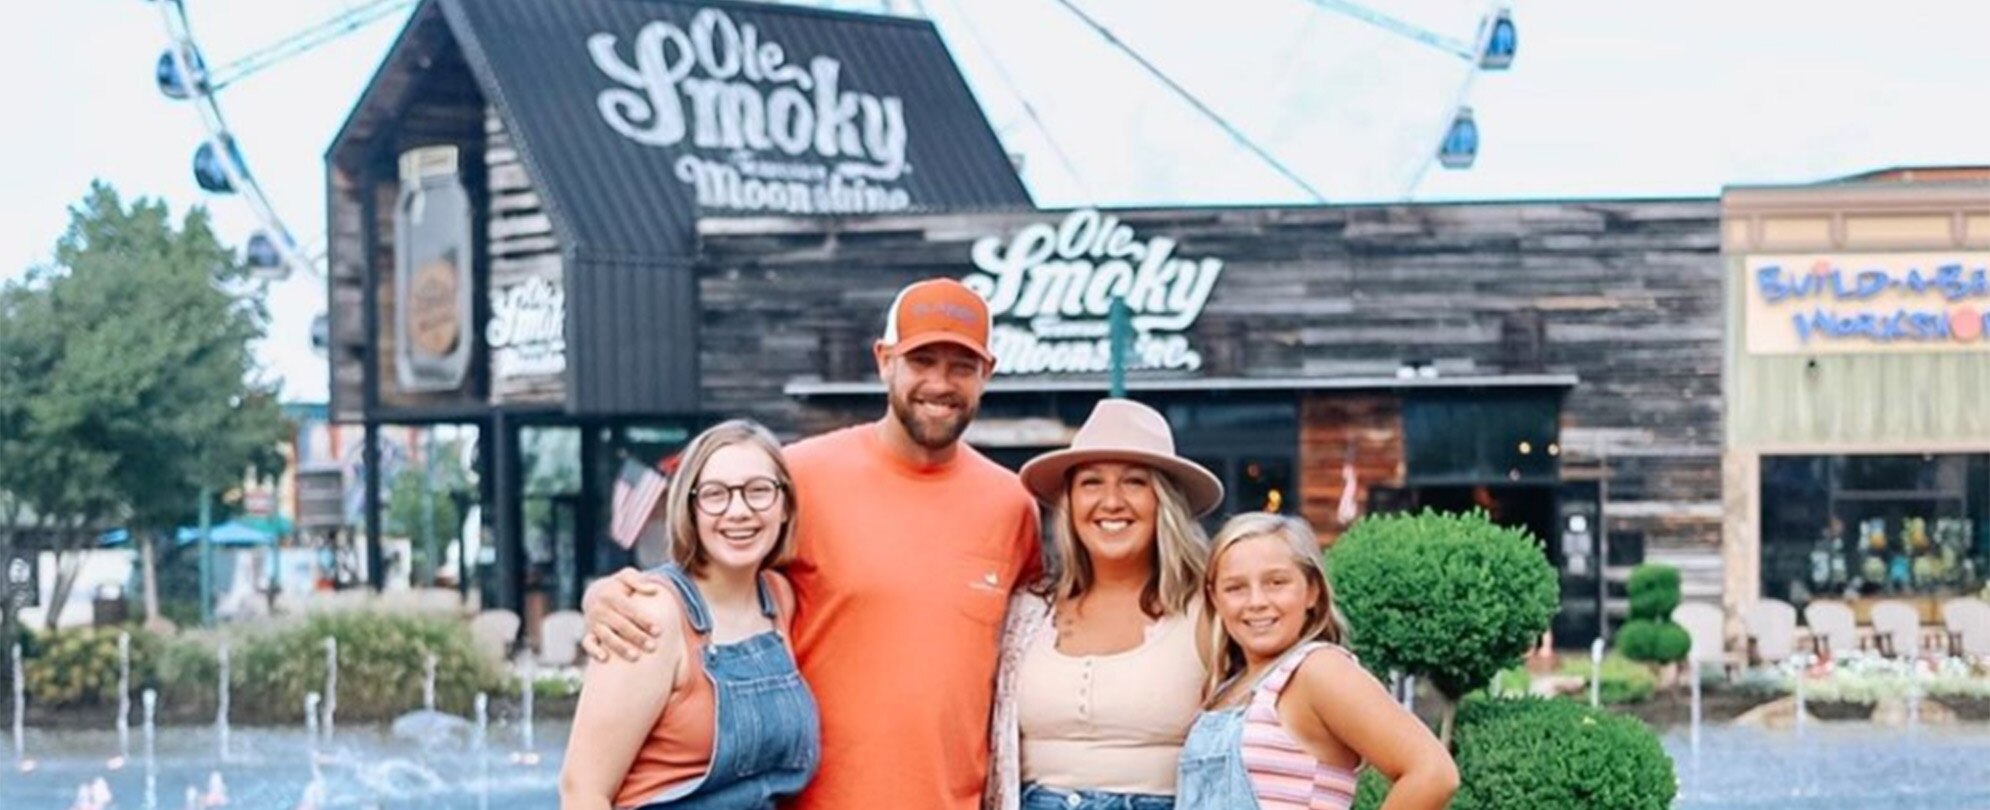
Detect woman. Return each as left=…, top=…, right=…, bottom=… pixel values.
left=560, top=420, right=818, bottom=810
left=988, top=398, right=1224, bottom=810
left=1179, top=513, right=1456, bottom=810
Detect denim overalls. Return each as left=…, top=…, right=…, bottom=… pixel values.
left=1173, top=704, right=1259, bottom=810
left=640, top=564, right=820, bottom=809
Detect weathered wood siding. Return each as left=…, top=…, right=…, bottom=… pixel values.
left=696, top=200, right=1727, bottom=594
left=485, top=105, right=567, bottom=406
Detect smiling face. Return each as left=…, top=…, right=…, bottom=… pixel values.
left=691, top=443, right=788, bottom=574
left=877, top=342, right=989, bottom=451
left=1068, top=461, right=1160, bottom=570
left=1208, top=534, right=1321, bottom=668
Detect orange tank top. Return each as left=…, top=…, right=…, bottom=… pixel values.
left=613, top=571, right=792, bottom=808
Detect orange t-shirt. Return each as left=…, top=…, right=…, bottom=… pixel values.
left=781, top=424, right=1041, bottom=810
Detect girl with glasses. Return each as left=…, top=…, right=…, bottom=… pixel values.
left=561, top=420, right=818, bottom=810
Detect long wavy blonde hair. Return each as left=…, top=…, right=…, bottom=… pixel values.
left=1046, top=464, right=1208, bottom=618
left=1199, top=512, right=1351, bottom=704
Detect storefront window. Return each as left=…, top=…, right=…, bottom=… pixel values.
left=1403, top=391, right=1560, bottom=484
left=1761, top=454, right=1989, bottom=606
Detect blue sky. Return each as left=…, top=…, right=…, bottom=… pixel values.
left=6, top=0, right=1988, bottom=403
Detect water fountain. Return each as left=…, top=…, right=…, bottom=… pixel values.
left=322, top=637, right=338, bottom=744
left=11, top=642, right=28, bottom=772
left=473, top=693, right=489, bottom=754
left=216, top=643, right=231, bottom=762
left=114, top=631, right=130, bottom=769
left=1687, top=651, right=1702, bottom=761
left=1907, top=658, right=1923, bottom=729
left=517, top=659, right=537, bottom=763
left=1589, top=638, right=1605, bottom=709
left=143, top=689, right=158, bottom=810
left=1794, top=654, right=1809, bottom=737
left=305, top=692, right=321, bottom=751
left=423, top=653, right=437, bottom=713
left=475, top=692, right=491, bottom=810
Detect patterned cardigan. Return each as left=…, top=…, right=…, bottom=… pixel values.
left=983, top=585, right=1055, bottom=810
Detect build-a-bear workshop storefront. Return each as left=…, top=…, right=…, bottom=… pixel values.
left=327, top=0, right=1724, bottom=648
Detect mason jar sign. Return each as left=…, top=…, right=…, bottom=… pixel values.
left=394, top=145, right=474, bottom=393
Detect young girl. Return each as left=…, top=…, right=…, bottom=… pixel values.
left=1179, top=513, right=1456, bottom=810
left=560, top=420, right=818, bottom=810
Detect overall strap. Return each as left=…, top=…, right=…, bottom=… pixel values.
left=1254, top=641, right=1342, bottom=701
left=753, top=569, right=781, bottom=620
left=649, top=563, right=712, bottom=636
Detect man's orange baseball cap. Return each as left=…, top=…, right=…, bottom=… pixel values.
left=881, top=278, right=996, bottom=367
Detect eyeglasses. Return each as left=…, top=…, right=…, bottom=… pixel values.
left=692, top=477, right=785, bottom=516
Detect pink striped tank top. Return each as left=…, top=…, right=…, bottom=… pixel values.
left=1238, top=642, right=1362, bottom=810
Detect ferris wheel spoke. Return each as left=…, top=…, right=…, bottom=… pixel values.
left=1291, top=0, right=1477, bottom=62
left=207, top=0, right=417, bottom=91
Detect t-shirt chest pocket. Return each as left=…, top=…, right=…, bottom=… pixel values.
left=952, top=550, right=1013, bottom=627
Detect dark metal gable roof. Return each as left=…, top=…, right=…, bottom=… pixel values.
left=438, top=0, right=1033, bottom=260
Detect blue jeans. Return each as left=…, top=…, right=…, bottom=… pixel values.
left=1021, top=783, right=1176, bottom=810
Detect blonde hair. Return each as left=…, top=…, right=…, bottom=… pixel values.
left=664, top=419, right=799, bottom=573
left=1200, top=512, right=1351, bottom=704
left=1046, top=464, right=1207, bottom=618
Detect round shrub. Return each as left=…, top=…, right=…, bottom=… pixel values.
left=1615, top=619, right=1690, bottom=667
left=1330, top=509, right=1558, bottom=702
left=1625, top=564, right=1681, bottom=622
left=1451, top=698, right=1675, bottom=810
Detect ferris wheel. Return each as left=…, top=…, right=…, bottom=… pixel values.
left=146, top=0, right=1515, bottom=288
left=900, top=0, right=1518, bottom=203
left=147, top=0, right=417, bottom=284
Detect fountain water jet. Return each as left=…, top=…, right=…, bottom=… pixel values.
left=216, top=642, right=231, bottom=762
left=321, top=637, right=338, bottom=743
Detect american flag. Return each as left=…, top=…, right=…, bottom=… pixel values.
left=610, top=457, right=669, bottom=550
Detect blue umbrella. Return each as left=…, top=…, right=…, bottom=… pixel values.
left=99, top=521, right=277, bottom=548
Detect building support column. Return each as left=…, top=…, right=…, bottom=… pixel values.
left=1721, top=449, right=1761, bottom=641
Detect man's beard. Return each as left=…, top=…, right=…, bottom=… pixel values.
left=889, top=388, right=977, bottom=450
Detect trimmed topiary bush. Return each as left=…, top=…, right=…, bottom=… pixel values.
left=1618, top=564, right=1689, bottom=666
left=1449, top=697, right=1675, bottom=810
left=1625, top=565, right=1681, bottom=619
left=1616, top=619, right=1690, bottom=666
left=1330, top=508, right=1558, bottom=739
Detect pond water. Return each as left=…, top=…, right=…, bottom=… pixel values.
left=5, top=718, right=1990, bottom=808
left=1666, top=724, right=1990, bottom=809
left=0, top=718, right=566, bottom=809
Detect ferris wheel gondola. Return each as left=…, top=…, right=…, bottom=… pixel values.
left=144, top=0, right=416, bottom=281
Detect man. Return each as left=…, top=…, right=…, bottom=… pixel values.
left=581, top=278, right=1041, bottom=810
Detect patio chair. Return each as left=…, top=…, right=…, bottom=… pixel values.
left=1672, top=601, right=1739, bottom=680
left=1869, top=600, right=1922, bottom=660
left=1740, top=598, right=1799, bottom=666
left=1802, top=600, right=1860, bottom=660
left=470, top=609, right=522, bottom=664
left=1942, top=597, right=1990, bottom=660
left=539, top=610, right=587, bottom=668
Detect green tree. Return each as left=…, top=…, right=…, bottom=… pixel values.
left=10, top=183, right=284, bottom=627
left=387, top=439, right=466, bottom=583
left=1329, top=509, right=1559, bottom=743
left=0, top=262, right=126, bottom=630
